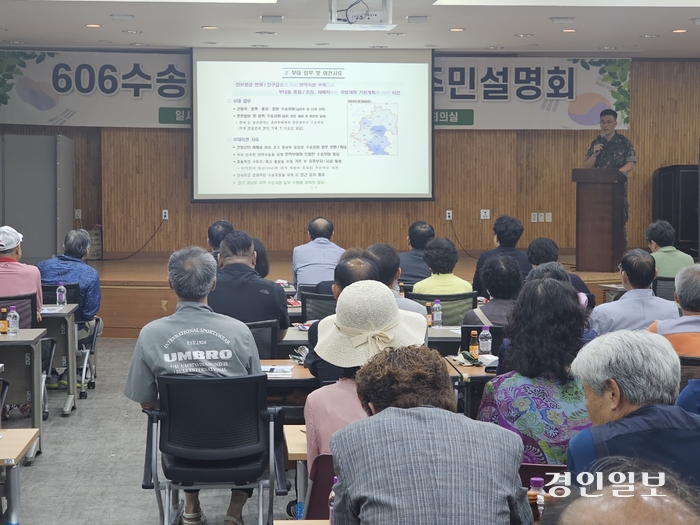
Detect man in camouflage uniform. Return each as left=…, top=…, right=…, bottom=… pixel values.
left=584, top=109, right=637, bottom=247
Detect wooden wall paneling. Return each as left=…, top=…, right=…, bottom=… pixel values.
left=96, top=60, right=700, bottom=255
left=0, top=124, right=101, bottom=229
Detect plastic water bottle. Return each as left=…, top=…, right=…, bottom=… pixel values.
left=432, top=299, right=442, bottom=327
left=56, top=282, right=67, bottom=306
left=7, top=306, right=19, bottom=336
left=329, top=476, right=338, bottom=524
left=528, top=477, right=546, bottom=520
left=478, top=326, right=492, bottom=355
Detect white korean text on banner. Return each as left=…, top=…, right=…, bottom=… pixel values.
left=433, top=57, right=631, bottom=130
left=0, top=50, right=191, bottom=128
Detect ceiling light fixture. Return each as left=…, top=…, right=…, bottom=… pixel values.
left=673, top=29, right=687, bottom=33
left=86, top=24, right=101, bottom=28
left=371, top=45, right=388, bottom=49
left=8, top=41, right=26, bottom=45
left=515, top=33, right=533, bottom=37
left=424, top=44, right=438, bottom=47
left=406, top=16, right=429, bottom=24
left=122, top=29, right=142, bottom=34
left=449, top=28, right=464, bottom=32
left=562, top=28, right=576, bottom=32
left=315, top=42, right=330, bottom=45
left=255, top=31, right=276, bottom=35
left=98, top=40, right=114, bottom=43
left=385, top=32, right=405, bottom=36
left=640, top=34, right=659, bottom=38
left=110, top=14, right=134, bottom=21
left=201, top=26, right=218, bottom=30
left=486, top=46, right=504, bottom=49
left=130, top=42, right=148, bottom=46
left=599, top=46, right=617, bottom=50
left=261, top=15, right=284, bottom=24
left=549, top=17, right=574, bottom=24
left=203, top=41, right=217, bottom=44
left=0, top=29, right=7, bottom=32
left=251, top=44, right=268, bottom=47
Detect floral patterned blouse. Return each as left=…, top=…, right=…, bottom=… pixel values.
left=477, top=372, right=592, bottom=464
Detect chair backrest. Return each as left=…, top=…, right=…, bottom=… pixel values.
left=584, top=293, right=596, bottom=309
left=401, top=283, right=414, bottom=295
left=407, top=291, right=479, bottom=326
left=461, top=325, right=505, bottom=357
left=518, top=463, right=567, bottom=488
left=157, top=374, right=268, bottom=461
left=297, top=284, right=317, bottom=296
left=652, top=276, right=676, bottom=302
left=301, top=292, right=337, bottom=323
left=0, top=293, right=37, bottom=329
left=680, top=356, right=700, bottom=391
left=42, top=283, right=80, bottom=305
left=305, top=454, right=336, bottom=520
left=245, top=319, right=278, bottom=359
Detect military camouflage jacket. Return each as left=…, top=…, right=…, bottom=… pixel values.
left=585, top=132, right=637, bottom=169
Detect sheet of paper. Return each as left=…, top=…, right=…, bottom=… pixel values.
left=41, top=306, right=63, bottom=314
left=262, top=365, right=294, bottom=378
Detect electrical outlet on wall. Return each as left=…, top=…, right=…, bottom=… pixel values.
left=162, top=210, right=169, bottom=220
left=531, top=212, right=538, bottom=223
left=538, top=213, right=545, bottom=222
left=446, top=210, right=453, bottom=221
left=480, top=209, right=490, bottom=220
left=545, top=213, right=552, bottom=223
left=74, top=209, right=82, bottom=219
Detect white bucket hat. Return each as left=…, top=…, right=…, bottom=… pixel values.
left=315, top=280, right=427, bottom=369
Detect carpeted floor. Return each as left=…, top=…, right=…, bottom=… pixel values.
left=4, top=337, right=296, bottom=525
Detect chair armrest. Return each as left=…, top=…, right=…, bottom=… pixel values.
left=40, top=338, right=57, bottom=373
left=267, top=407, right=289, bottom=496
left=141, top=408, right=162, bottom=490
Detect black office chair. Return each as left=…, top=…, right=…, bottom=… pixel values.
left=142, top=374, right=288, bottom=525
left=41, top=283, right=80, bottom=305
left=461, top=325, right=505, bottom=358
left=0, top=293, right=56, bottom=421
left=407, top=291, right=479, bottom=326
left=296, top=284, right=316, bottom=296
left=246, top=320, right=279, bottom=359
left=652, top=276, right=676, bottom=302
left=300, top=292, right=337, bottom=323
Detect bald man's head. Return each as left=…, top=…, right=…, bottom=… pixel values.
left=308, top=217, right=334, bottom=240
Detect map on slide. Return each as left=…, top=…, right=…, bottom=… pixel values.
left=348, top=103, right=398, bottom=156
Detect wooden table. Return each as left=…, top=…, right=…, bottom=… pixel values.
left=284, top=424, right=310, bottom=513
left=0, top=329, right=46, bottom=464
left=37, top=304, right=79, bottom=416
left=0, top=428, right=40, bottom=525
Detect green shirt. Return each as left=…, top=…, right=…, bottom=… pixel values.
left=586, top=132, right=637, bottom=169
left=651, top=246, right=695, bottom=279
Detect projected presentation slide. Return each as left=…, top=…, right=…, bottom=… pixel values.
left=193, top=59, right=432, bottom=201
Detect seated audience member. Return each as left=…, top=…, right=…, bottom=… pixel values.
left=208, top=231, right=290, bottom=341
left=478, top=279, right=592, bottom=464
left=528, top=262, right=589, bottom=307
left=123, top=246, right=261, bottom=525
left=527, top=237, right=592, bottom=296
left=330, top=345, right=532, bottom=525
left=207, top=219, right=233, bottom=262
left=314, top=247, right=364, bottom=295
left=305, top=257, right=380, bottom=376
left=677, top=380, right=700, bottom=416
left=312, top=280, right=426, bottom=384
left=38, top=229, right=102, bottom=340
left=473, top=215, right=532, bottom=297
left=496, top=266, right=596, bottom=375
left=589, top=249, right=679, bottom=334
left=567, top=330, right=700, bottom=488
left=646, top=220, right=694, bottom=279
left=463, top=255, right=521, bottom=326
left=364, top=243, right=428, bottom=317
left=292, top=217, right=344, bottom=290
left=398, top=220, right=435, bottom=285
left=648, top=264, right=700, bottom=356
left=413, top=237, right=472, bottom=294
left=252, top=237, right=269, bottom=278
left=542, top=457, right=700, bottom=525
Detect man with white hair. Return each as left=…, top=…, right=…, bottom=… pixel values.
left=567, top=330, right=700, bottom=488
left=38, top=229, right=102, bottom=341
left=124, top=246, right=261, bottom=525
left=648, top=264, right=700, bottom=356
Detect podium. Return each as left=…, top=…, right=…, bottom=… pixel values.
left=572, top=169, right=626, bottom=272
